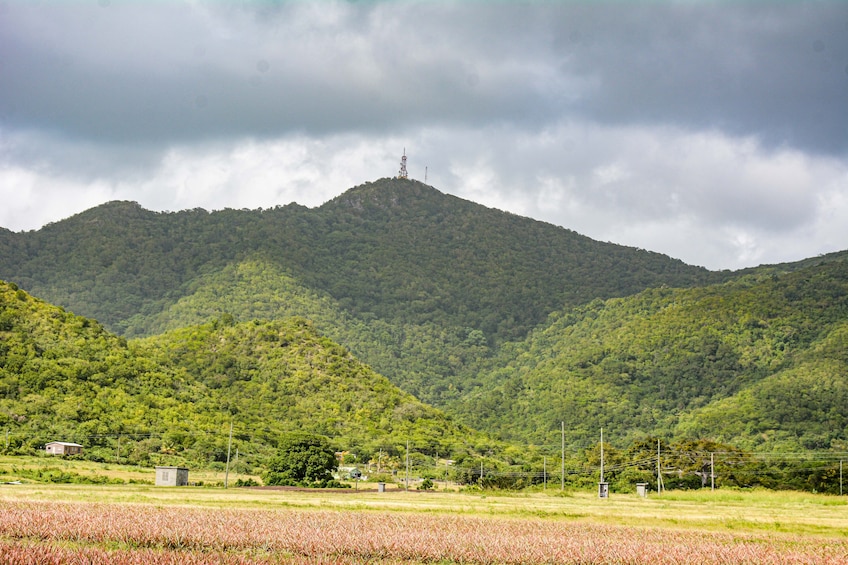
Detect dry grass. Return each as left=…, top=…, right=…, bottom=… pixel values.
left=1, top=480, right=847, bottom=535
left=1, top=499, right=847, bottom=564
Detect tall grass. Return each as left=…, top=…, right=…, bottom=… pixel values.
left=1, top=500, right=847, bottom=564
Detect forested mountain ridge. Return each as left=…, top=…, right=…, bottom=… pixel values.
left=0, top=280, right=487, bottom=466
left=454, top=260, right=848, bottom=452
left=0, top=201, right=294, bottom=331
left=0, top=178, right=720, bottom=343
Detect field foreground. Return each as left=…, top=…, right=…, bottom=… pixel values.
left=1, top=485, right=847, bottom=564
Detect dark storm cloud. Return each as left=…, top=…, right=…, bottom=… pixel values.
left=556, top=2, right=848, bottom=155
left=0, top=1, right=557, bottom=145
left=2, top=1, right=846, bottom=154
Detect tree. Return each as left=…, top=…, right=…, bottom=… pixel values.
left=666, top=439, right=749, bottom=489
left=263, top=432, right=338, bottom=487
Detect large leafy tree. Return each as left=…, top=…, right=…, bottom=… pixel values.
left=263, top=432, right=338, bottom=487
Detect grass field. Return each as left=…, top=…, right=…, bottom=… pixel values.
left=1, top=458, right=848, bottom=563
left=0, top=454, right=253, bottom=485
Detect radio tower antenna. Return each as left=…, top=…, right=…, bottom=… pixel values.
left=398, top=148, right=408, bottom=179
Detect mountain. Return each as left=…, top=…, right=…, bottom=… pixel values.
left=0, top=179, right=722, bottom=340
left=0, top=280, right=487, bottom=468
left=0, top=178, right=722, bottom=407
left=307, top=180, right=720, bottom=341
left=454, top=260, right=848, bottom=452
left=3, top=178, right=847, bottom=454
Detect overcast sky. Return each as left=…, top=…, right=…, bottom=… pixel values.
left=1, top=1, right=847, bottom=270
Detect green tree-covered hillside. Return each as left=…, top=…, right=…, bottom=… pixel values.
left=455, top=261, right=848, bottom=452
left=0, top=280, right=490, bottom=468
left=135, top=315, right=482, bottom=459
left=122, top=259, right=493, bottom=407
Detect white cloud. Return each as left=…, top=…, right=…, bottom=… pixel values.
left=0, top=133, right=405, bottom=230
left=430, top=123, right=848, bottom=269
left=5, top=122, right=844, bottom=270
left=0, top=165, right=117, bottom=232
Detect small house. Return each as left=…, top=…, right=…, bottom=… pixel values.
left=45, top=442, right=83, bottom=456
left=155, top=466, right=189, bottom=486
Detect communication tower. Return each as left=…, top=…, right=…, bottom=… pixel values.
left=398, top=148, right=408, bottom=179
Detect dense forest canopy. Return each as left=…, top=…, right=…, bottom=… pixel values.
left=0, top=280, right=491, bottom=470
left=454, top=262, right=848, bottom=452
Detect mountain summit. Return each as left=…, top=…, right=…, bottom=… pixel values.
left=0, top=178, right=719, bottom=341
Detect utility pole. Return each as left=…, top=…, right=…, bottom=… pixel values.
left=597, top=428, right=610, bottom=499
left=116, top=434, right=121, bottom=464
left=405, top=440, right=410, bottom=492
left=600, top=428, right=605, bottom=484
left=224, top=420, right=233, bottom=489
left=840, top=460, right=843, bottom=496
left=561, top=421, right=565, bottom=491
left=710, top=452, right=715, bottom=491
left=543, top=456, right=547, bottom=490
left=656, top=439, right=663, bottom=494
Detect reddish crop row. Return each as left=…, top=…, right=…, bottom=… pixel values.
left=1, top=501, right=846, bottom=564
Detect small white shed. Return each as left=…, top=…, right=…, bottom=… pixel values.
left=155, top=466, right=189, bottom=486
left=45, top=442, right=83, bottom=456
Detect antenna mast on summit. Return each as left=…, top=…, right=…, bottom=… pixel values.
left=398, top=148, right=408, bottom=179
